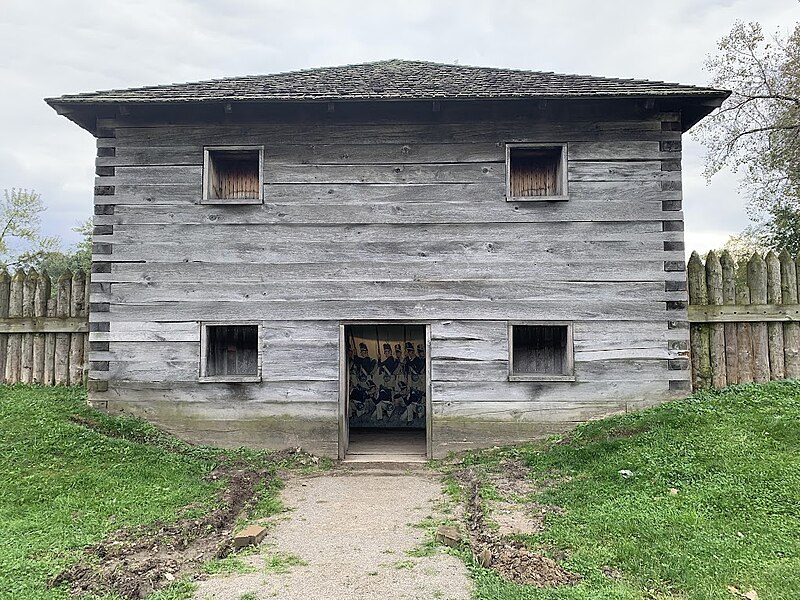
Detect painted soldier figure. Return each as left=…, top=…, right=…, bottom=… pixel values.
left=377, top=342, right=400, bottom=380
left=373, top=385, right=394, bottom=420
left=405, top=341, right=423, bottom=381
left=354, top=342, right=377, bottom=379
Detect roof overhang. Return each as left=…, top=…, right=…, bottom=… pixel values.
left=46, top=92, right=730, bottom=136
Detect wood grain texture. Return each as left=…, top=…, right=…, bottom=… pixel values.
left=32, top=272, right=50, bottom=383
left=720, top=251, right=739, bottom=383
left=96, top=299, right=668, bottom=323
left=99, top=141, right=674, bottom=168
left=104, top=280, right=685, bottom=305
left=705, top=251, right=726, bottom=388
left=687, top=252, right=711, bottom=389
left=102, top=387, right=338, bottom=457
left=83, top=109, right=688, bottom=454
left=765, top=251, right=785, bottom=379
left=54, top=273, right=72, bottom=386
left=0, top=271, right=9, bottom=383
left=20, top=271, right=36, bottom=383
left=748, top=254, right=770, bottom=383
left=69, top=271, right=87, bottom=385
left=4, top=271, right=23, bottom=382
left=44, top=283, right=56, bottom=386
left=93, top=199, right=683, bottom=226
left=96, top=259, right=680, bottom=285
left=115, top=119, right=669, bottom=147
left=735, top=261, right=754, bottom=384
left=780, top=250, right=800, bottom=377
left=687, top=250, right=800, bottom=389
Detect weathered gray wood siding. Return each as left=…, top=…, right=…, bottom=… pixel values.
left=89, top=105, right=689, bottom=458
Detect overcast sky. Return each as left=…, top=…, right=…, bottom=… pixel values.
left=2, top=0, right=799, bottom=253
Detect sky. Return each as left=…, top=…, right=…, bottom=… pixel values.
left=1, top=0, right=799, bottom=254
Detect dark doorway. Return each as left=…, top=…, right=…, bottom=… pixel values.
left=346, top=324, right=427, bottom=430
left=341, top=324, right=428, bottom=461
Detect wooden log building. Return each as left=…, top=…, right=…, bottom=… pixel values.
left=46, top=60, right=729, bottom=459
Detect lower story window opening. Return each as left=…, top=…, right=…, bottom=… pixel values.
left=509, top=322, right=575, bottom=382
left=200, top=322, right=261, bottom=383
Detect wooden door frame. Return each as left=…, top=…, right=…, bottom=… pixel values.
left=338, top=321, right=432, bottom=460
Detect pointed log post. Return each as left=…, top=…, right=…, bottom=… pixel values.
left=54, top=271, right=72, bottom=386
left=20, top=269, right=37, bottom=383
left=83, top=268, right=90, bottom=386
left=43, top=272, right=56, bottom=386
left=705, top=251, right=727, bottom=388
left=765, top=251, right=785, bottom=380
left=5, top=270, right=24, bottom=383
left=688, top=252, right=712, bottom=390
left=736, top=260, right=754, bottom=384
left=748, top=253, right=770, bottom=382
left=720, top=251, right=739, bottom=383
left=780, top=251, right=800, bottom=378
left=32, top=270, right=51, bottom=384
left=69, top=270, right=86, bottom=385
left=0, top=270, right=9, bottom=384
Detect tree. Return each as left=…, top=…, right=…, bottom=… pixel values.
left=13, top=219, right=92, bottom=279
left=1, top=189, right=90, bottom=276
left=693, top=21, right=800, bottom=248
left=0, top=188, right=59, bottom=267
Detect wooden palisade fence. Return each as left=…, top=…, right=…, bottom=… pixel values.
left=0, top=269, right=89, bottom=385
left=688, top=250, right=800, bottom=390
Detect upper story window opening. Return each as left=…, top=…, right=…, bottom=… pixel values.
left=203, top=146, right=264, bottom=204
left=506, top=143, right=568, bottom=201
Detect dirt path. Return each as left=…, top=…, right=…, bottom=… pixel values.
left=193, top=470, right=472, bottom=600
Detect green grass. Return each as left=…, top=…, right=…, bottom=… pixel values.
left=201, top=555, right=257, bottom=575
left=146, top=580, right=198, bottom=600
left=262, top=550, right=306, bottom=574
left=0, top=385, right=293, bottom=599
left=450, top=381, right=800, bottom=599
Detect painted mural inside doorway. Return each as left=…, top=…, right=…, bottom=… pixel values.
left=347, top=325, right=426, bottom=429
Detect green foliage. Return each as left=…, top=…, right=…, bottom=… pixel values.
left=0, top=188, right=90, bottom=277
left=753, top=201, right=800, bottom=255
left=0, top=385, right=287, bottom=599
left=694, top=21, right=800, bottom=252
left=0, top=189, right=60, bottom=268
left=452, top=381, right=800, bottom=599
left=13, top=219, right=92, bottom=280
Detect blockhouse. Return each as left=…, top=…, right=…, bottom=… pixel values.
left=47, top=60, right=729, bottom=458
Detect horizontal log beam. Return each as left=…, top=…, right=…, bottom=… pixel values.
left=0, top=317, right=89, bottom=334
left=688, top=304, right=800, bottom=323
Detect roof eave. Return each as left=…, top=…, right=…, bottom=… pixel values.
left=46, top=90, right=731, bottom=135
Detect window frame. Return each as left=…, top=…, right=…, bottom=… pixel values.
left=508, top=321, right=575, bottom=382
left=202, top=145, right=265, bottom=204
left=199, top=320, right=262, bottom=383
left=505, top=143, right=569, bottom=202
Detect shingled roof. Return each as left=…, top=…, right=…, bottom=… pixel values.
left=47, top=59, right=726, bottom=105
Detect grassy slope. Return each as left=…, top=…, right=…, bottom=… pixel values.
left=3, top=382, right=799, bottom=599
left=0, top=385, right=280, bottom=600
left=457, top=381, right=800, bottom=600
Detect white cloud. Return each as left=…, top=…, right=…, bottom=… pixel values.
left=1, top=0, right=798, bottom=244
